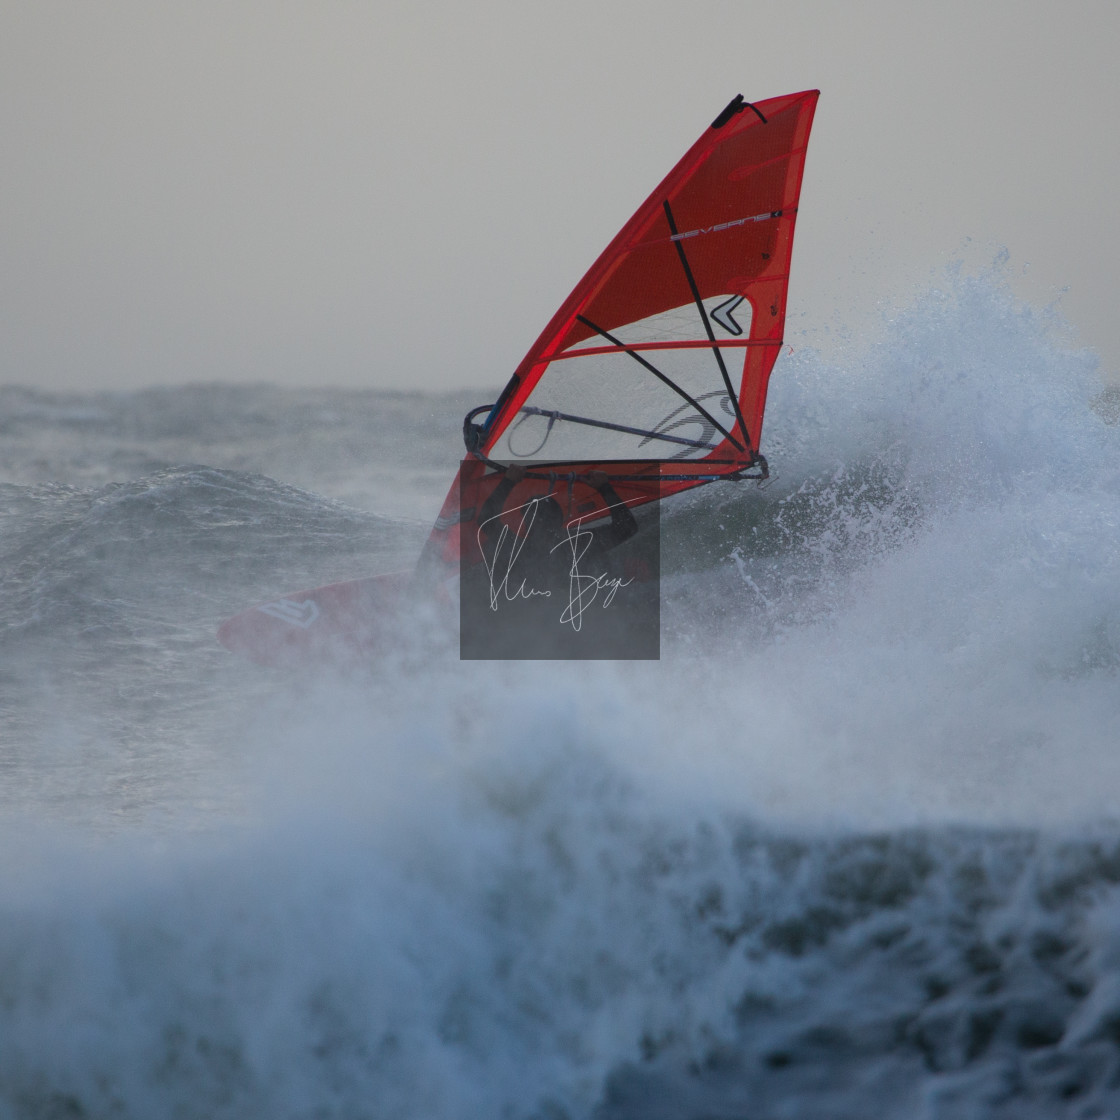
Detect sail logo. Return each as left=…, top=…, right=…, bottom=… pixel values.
left=257, top=599, right=320, bottom=629
left=669, top=209, right=782, bottom=242
left=434, top=507, right=475, bottom=531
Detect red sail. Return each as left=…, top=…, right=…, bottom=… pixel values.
left=422, top=90, right=819, bottom=575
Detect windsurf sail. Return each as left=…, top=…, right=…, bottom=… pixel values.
left=420, top=89, right=819, bottom=577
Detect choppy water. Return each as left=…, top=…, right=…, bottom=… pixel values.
left=2, top=265, right=1120, bottom=1118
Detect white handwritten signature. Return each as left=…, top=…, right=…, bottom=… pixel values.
left=477, top=498, right=633, bottom=631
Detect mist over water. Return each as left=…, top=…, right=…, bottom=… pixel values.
left=659, top=262, right=1119, bottom=827
left=2, top=265, right=1120, bottom=1117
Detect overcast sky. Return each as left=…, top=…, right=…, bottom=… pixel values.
left=3, top=1, right=1117, bottom=393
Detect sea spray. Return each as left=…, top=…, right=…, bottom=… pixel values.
left=0, top=263, right=1118, bottom=1116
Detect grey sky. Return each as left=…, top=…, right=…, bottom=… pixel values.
left=3, top=1, right=1117, bottom=392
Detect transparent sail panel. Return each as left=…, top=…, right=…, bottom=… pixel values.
left=488, top=297, right=752, bottom=462
left=564, top=294, right=754, bottom=351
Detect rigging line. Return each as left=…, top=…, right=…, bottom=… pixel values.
left=517, top=405, right=719, bottom=451
left=574, top=314, right=744, bottom=452
left=662, top=199, right=754, bottom=452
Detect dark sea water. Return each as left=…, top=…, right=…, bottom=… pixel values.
left=2, top=266, right=1120, bottom=1118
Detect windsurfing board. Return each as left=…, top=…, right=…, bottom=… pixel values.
left=217, top=570, right=446, bottom=668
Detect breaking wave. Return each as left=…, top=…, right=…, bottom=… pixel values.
left=2, top=264, right=1120, bottom=1118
